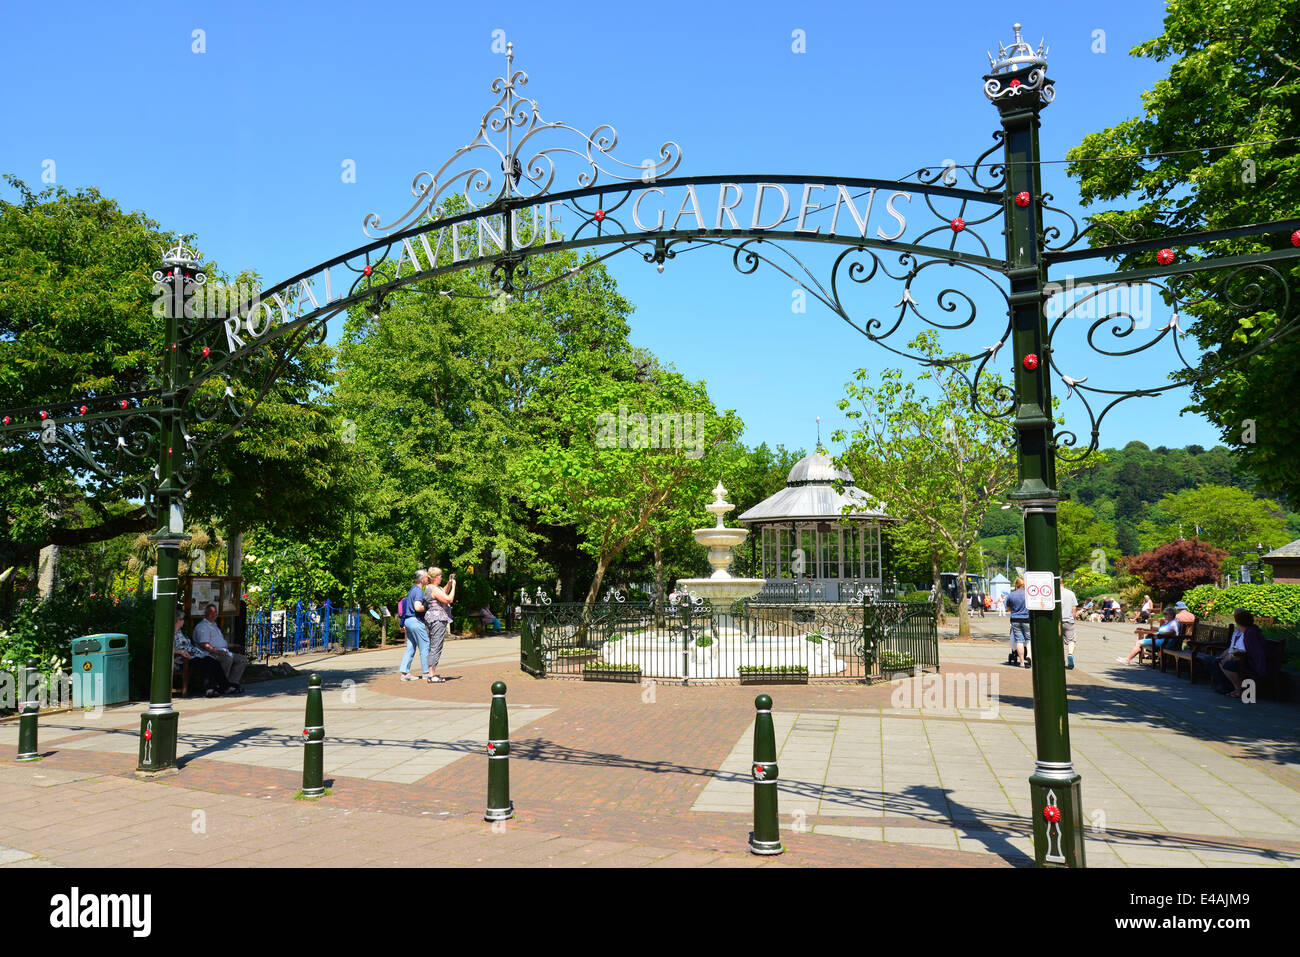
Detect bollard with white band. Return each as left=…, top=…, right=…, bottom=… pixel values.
left=749, top=693, right=783, bottom=855
left=301, top=674, right=325, bottom=797
left=16, top=658, right=40, bottom=762
left=485, top=680, right=514, bottom=822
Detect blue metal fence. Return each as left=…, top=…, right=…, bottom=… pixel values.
left=246, top=600, right=360, bottom=659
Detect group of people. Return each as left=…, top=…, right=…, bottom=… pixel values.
left=399, top=567, right=456, bottom=683
left=1117, top=601, right=1266, bottom=699
left=172, top=602, right=248, bottom=697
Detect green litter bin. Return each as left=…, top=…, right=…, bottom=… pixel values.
left=71, top=633, right=130, bottom=709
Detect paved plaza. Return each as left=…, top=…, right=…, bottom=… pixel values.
left=1, top=620, right=1298, bottom=868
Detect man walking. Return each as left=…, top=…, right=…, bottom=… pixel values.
left=195, top=602, right=247, bottom=692
left=1059, top=582, right=1078, bottom=670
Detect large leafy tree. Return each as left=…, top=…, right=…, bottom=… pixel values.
left=1137, top=484, right=1290, bottom=567
left=0, top=178, right=346, bottom=584
left=514, top=349, right=742, bottom=610
left=1067, top=0, right=1300, bottom=501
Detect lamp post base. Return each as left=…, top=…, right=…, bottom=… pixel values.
left=1030, top=767, right=1086, bottom=868
left=136, top=710, right=179, bottom=774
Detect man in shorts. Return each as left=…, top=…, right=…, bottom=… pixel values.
left=1059, top=583, right=1078, bottom=670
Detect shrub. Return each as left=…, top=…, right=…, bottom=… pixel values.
left=901, top=590, right=932, bottom=604
left=1123, top=539, right=1227, bottom=602
left=878, top=650, right=916, bottom=671
left=1182, top=583, right=1300, bottom=627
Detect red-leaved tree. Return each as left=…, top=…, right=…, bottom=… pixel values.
left=1123, top=539, right=1228, bottom=602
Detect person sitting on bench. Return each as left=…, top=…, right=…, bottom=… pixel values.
left=1118, top=606, right=1178, bottom=665
left=1197, top=608, right=1266, bottom=698
left=173, top=611, right=233, bottom=697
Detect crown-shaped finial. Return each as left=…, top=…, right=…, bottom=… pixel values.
left=161, top=238, right=201, bottom=268
left=987, top=22, right=1048, bottom=74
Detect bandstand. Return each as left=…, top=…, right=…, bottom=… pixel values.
left=737, top=451, right=899, bottom=601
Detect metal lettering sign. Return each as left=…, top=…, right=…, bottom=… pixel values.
left=1024, top=572, right=1055, bottom=611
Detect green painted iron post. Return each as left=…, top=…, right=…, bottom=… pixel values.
left=485, top=680, right=514, bottom=821
left=138, top=250, right=192, bottom=775
left=16, top=658, right=40, bottom=762
left=301, top=674, right=325, bottom=797
left=985, top=27, right=1085, bottom=867
left=749, top=693, right=783, bottom=855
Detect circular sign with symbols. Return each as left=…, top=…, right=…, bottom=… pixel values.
left=1024, top=572, right=1055, bottom=611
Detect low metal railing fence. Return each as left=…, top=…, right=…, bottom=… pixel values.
left=520, top=597, right=936, bottom=683
left=246, top=602, right=361, bottom=659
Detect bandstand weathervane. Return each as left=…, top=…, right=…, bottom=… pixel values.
left=4, top=26, right=1299, bottom=867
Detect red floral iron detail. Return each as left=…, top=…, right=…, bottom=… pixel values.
left=79, top=406, right=87, bottom=415
left=120, top=399, right=129, bottom=409
left=39, top=411, right=48, bottom=420
left=594, top=209, right=605, bottom=223
left=1015, top=192, right=1031, bottom=207
left=1022, top=353, right=1039, bottom=370
left=202, top=346, right=210, bottom=358
left=1043, top=805, right=1061, bottom=823
left=363, top=265, right=373, bottom=276
left=1157, top=248, right=1175, bottom=265
left=1009, top=78, right=1021, bottom=88
left=950, top=217, right=966, bottom=232
left=1291, top=230, right=1300, bottom=247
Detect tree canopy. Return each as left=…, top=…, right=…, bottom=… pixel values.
left=1066, top=0, right=1300, bottom=502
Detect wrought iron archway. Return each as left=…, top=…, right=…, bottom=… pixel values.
left=4, top=27, right=1299, bottom=866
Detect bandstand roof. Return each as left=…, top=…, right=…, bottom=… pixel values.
left=737, top=451, right=894, bottom=525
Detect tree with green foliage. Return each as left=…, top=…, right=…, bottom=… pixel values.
left=1067, top=0, right=1300, bottom=502
left=513, top=349, right=742, bottom=612
left=835, top=334, right=1018, bottom=637
left=0, top=178, right=346, bottom=593
left=1057, top=500, right=1120, bottom=578
left=1136, top=484, right=1290, bottom=571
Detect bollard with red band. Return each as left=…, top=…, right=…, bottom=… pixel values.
left=749, top=693, right=783, bottom=855
left=484, top=681, right=514, bottom=822
left=16, top=658, right=40, bottom=762
left=301, top=674, right=325, bottom=798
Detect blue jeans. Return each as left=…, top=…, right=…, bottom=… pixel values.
left=1009, top=621, right=1030, bottom=645
left=401, top=618, right=429, bottom=674
left=1198, top=653, right=1239, bottom=693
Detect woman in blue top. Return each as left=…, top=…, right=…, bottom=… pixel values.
left=1005, top=577, right=1030, bottom=668
left=1118, top=606, right=1178, bottom=665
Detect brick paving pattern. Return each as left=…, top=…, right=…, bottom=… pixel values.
left=1, top=623, right=1297, bottom=868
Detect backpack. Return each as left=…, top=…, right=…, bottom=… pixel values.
left=398, top=596, right=407, bottom=620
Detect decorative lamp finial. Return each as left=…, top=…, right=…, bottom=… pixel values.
left=984, top=23, right=1053, bottom=104
left=161, top=237, right=200, bottom=268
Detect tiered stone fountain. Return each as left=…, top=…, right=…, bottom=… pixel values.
left=676, top=482, right=764, bottom=608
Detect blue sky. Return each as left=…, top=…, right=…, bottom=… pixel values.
left=4, top=1, right=1224, bottom=457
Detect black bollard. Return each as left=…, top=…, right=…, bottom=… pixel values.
left=301, top=674, right=325, bottom=797
left=484, top=680, right=514, bottom=822
left=749, top=693, right=783, bottom=855
left=16, top=658, right=40, bottom=762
